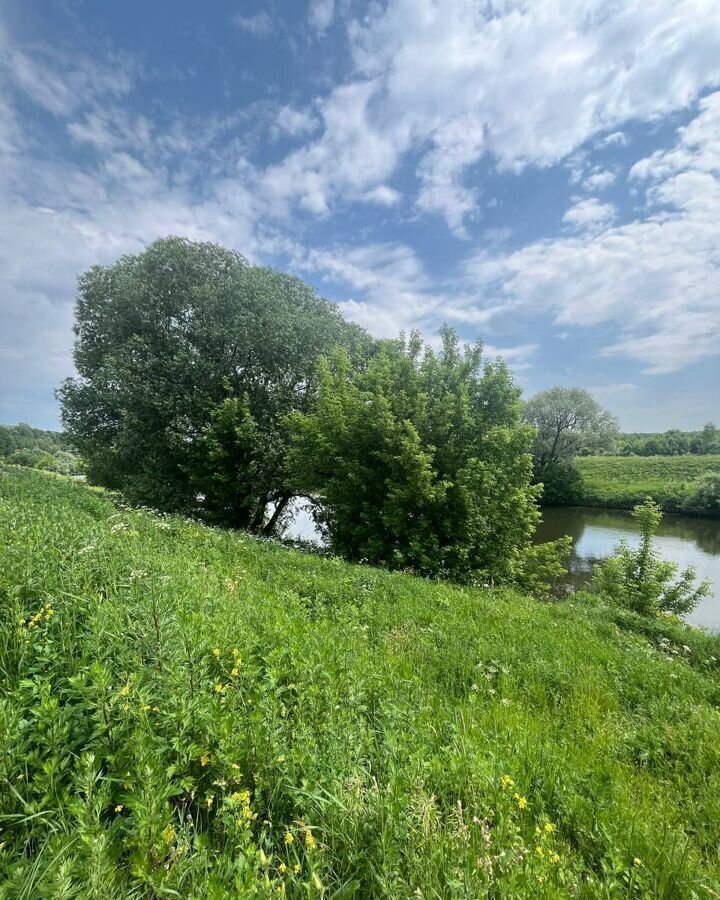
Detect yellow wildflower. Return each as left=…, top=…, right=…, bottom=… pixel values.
left=119, top=684, right=130, bottom=697
left=284, top=831, right=294, bottom=845
left=279, top=863, right=287, bottom=874
left=212, top=648, right=221, bottom=658
left=114, top=804, right=124, bottom=813
left=633, top=857, right=643, bottom=867
left=535, top=846, right=545, bottom=858
left=293, top=864, right=301, bottom=875
left=200, top=753, right=210, bottom=766
left=231, top=667, right=239, bottom=678
left=214, top=683, right=225, bottom=693
left=500, top=774, right=514, bottom=789
left=544, top=822, right=555, bottom=834
left=206, top=794, right=214, bottom=808
left=305, top=830, right=316, bottom=850
left=550, top=852, right=560, bottom=865
left=513, top=792, right=528, bottom=810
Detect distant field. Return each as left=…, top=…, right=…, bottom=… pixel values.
left=576, top=455, right=720, bottom=513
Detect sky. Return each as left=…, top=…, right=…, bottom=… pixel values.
left=1, top=0, right=719, bottom=432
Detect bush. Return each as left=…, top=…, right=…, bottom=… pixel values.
left=537, top=461, right=585, bottom=506
left=684, top=470, right=720, bottom=515
left=591, top=499, right=710, bottom=616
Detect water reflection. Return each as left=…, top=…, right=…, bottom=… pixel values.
left=535, top=508, right=720, bottom=630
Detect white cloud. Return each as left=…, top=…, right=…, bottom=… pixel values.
left=309, top=0, right=335, bottom=33
left=232, top=12, right=274, bottom=36
left=273, top=105, right=319, bottom=139
left=583, top=169, right=617, bottom=191
left=562, top=197, right=617, bottom=230
left=261, top=0, right=720, bottom=230
left=463, top=94, right=720, bottom=374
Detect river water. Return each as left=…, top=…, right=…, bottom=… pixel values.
left=535, top=508, right=720, bottom=631
left=284, top=502, right=720, bottom=631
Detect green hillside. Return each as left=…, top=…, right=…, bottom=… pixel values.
left=576, top=454, right=720, bottom=514
left=2, top=467, right=720, bottom=897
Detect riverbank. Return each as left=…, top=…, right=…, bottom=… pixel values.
left=3, top=467, right=720, bottom=896
left=573, top=454, right=720, bottom=515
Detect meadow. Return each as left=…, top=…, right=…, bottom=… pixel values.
left=3, top=467, right=720, bottom=897
left=575, top=455, right=720, bottom=514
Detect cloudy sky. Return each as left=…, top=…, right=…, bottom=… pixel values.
left=1, top=0, right=719, bottom=431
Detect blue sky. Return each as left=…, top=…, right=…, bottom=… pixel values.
left=1, top=0, right=719, bottom=431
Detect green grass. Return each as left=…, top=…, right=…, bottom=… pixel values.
left=576, top=455, right=720, bottom=514
left=3, top=467, right=720, bottom=897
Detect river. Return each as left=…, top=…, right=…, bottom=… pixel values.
left=535, top=507, right=720, bottom=631
left=284, top=502, right=720, bottom=631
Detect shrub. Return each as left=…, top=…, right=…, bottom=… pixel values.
left=684, top=470, right=720, bottom=515
left=591, top=498, right=710, bottom=616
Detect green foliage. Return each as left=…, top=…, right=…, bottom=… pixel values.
left=619, top=423, right=720, bottom=457
left=523, top=386, right=619, bottom=471
left=574, top=455, right=720, bottom=516
left=684, top=470, right=720, bottom=515
left=290, top=328, right=543, bottom=584
left=3, top=469, right=720, bottom=897
left=536, top=459, right=585, bottom=506
left=0, top=424, right=83, bottom=475
left=592, top=499, right=710, bottom=617
left=58, top=236, right=367, bottom=527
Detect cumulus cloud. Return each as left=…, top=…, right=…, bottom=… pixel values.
left=263, top=0, right=720, bottom=229
left=562, top=198, right=617, bottom=230
left=462, top=93, right=720, bottom=374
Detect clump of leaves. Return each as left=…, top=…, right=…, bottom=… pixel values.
left=591, top=498, right=710, bottom=616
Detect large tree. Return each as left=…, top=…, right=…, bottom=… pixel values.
left=288, top=328, right=543, bottom=584
left=58, top=236, right=368, bottom=529
left=523, top=386, right=619, bottom=472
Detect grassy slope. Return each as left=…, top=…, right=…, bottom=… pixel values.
left=576, top=455, right=720, bottom=513
left=2, top=468, right=720, bottom=898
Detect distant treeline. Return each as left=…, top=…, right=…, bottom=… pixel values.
left=0, top=423, right=83, bottom=475
left=610, top=424, right=719, bottom=457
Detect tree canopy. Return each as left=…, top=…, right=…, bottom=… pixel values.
left=523, top=386, right=619, bottom=471
left=58, top=236, right=368, bottom=528
left=289, top=328, right=545, bottom=584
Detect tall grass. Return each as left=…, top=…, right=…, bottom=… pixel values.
left=576, top=455, right=720, bottom=514
left=2, top=467, right=720, bottom=897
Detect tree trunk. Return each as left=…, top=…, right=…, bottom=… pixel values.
left=262, top=493, right=292, bottom=536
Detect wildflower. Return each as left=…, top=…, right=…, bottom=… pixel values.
left=279, top=863, right=287, bottom=875
left=544, top=822, right=555, bottom=834
left=535, top=846, right=545, bottom=858
left=119, top=684, right=130, bottom=697
left=214, top=683, right=225, bottom=693
left=513, top=792, right=528, bottom=810
left=231, top=667, right=240, bottom=678
left=212, top=648, right=221, bottom=658
left=500, top=774, right=514, bottom=789
left=18, top=618, right=25, bottom=626
left=276, top=755, right=286, bottom=764
left=200, top=753, right=210, bottom=767
left=114, top=804, right=124, bottom=813
left=633, top=857, right=643, bottom=867
left=284, top=831, right=294, bottom=845
left=549, top=852, right=560, bottom=865
left=206, top=795, right=214, bottom=808
left=293, top=864, right=301, bottom=875
left=305, top=830, right=316, bottom=850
